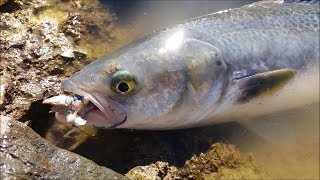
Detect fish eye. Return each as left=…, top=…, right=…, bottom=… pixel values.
left=111, top=70, right=137, bottom=94
left=117, top=82, right=129, bottom=93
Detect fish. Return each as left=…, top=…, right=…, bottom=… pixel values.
left=43, top=0, right=319, bottom=130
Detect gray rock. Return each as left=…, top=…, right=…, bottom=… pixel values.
left=0, top=116, right=128, bottom=180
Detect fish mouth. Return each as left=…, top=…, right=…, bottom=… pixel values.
left=63, top=80, right=128, bottom=129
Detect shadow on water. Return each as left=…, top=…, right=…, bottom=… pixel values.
left=73, top=121, right=264, bottom=173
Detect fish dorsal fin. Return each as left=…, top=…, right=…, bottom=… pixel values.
left=235, top=69, right=296, bottom=103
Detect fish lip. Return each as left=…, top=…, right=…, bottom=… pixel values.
left=62, top=80, right=128, bottom=129
left=93, top=115, right=127, bottom=130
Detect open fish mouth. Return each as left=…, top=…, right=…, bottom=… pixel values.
left=63, top=80, right=128, bottom=129
left=44, top=81, right=128, bottom=129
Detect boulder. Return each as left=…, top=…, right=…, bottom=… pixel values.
left=0, top=116, right=128, bottom=179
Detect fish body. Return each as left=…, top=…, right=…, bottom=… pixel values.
left=46, top=0, right=320, bottom=130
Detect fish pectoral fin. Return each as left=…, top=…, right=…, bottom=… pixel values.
left=236, top=68, right=296, bottom=102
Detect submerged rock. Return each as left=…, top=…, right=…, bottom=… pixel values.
left=177, top=143, right=267, bottom=179
left=126, top=161, right=178, bottom=180
left=125, top=143, right=266, bottom=180
left=0, top=116, right=128, bottom=179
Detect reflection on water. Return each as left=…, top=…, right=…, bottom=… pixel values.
left=81, top=0, right=319, bottom=178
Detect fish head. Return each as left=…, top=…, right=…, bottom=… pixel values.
left=63, top=29, right=227, bottom=129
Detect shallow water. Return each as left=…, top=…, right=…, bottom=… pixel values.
left=228, top=102, right=318, bottom=179
left=101, top=0, right=258, bottom=34
left=71, top=0, right=319, bottom=179
left=2, top=0, right=317, bottom=178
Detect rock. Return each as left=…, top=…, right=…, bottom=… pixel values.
left=0, top=0, right=136, bottom=121
left=177, top=143, right=267, bottom=179
left=125, top=143, right=266, bottom=180
left=126, top=161, right=178, bottom=180
left=73, top=50, right=87, bottom=59
left=0, top=0, right=136, bottom=152
left=60, top=49, right=75, bottom=59
left=0, top=116, right=128, bottom=180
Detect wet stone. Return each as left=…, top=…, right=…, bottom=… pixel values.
left=0, top=116, right=128, bottom=180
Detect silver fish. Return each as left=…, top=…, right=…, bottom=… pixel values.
left=44, top=0, right=319, bottom=130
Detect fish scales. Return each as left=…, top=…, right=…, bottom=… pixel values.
left=180, top=2, right=319, bottom=71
